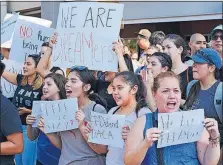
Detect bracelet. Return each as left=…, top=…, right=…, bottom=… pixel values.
left=209, top=136, right=220, bottom=142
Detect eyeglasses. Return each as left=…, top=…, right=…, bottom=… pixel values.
left=212, top=35, right=223, bottom=41
left=70, top=66, right=87, bottom=71
left=195, top=50, right=215, bottom=65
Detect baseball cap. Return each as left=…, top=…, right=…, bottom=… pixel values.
left=210, top=24, right=223, bottom=37
left=136, top=29, right=151, bottom=39
left=191, top=48, right=222, bottom=69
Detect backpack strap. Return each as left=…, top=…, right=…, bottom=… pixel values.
left=92, top=103, right=97, bottom=112
left=214, top=82, right=222, bottom=123
left=186, top=80, right=198, bottom=98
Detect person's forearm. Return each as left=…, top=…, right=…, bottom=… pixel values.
left=46, top=133, right=62, bottom=150
left=80, top=129, right=107, bottom=154
left=124, top=139, right=150, bottom=165
left=27, top=125, right=40, bottom=141
left=117, top=54, right=129, bottom=72
left=37, top=47, right=52, bottom=78
left=0, top=141, right=23, bottom=155
left=203, top=140, right=220, bottom=165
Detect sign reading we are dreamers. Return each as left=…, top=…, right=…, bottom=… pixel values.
left=51, top=2, right=124, bottom=72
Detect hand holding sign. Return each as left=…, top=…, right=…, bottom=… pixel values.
left=26, top=115, right=36, bottom=125
left=75, top=109, right=85, bottom=127
left=145, top=128, right=162, bottom=147
left=38, top=117, right=45, bottom=133
left=122, top=125, right=130, bottom=143
left=112, top=38, right=124, bottom=57
left=204, top=118, right=220, bottom=140
left=49, top=32, right=58, bottom=48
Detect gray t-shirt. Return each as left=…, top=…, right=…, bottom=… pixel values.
left=59, top=101, right=107, bottom=165
left=106, top=106, right=151, bottom=165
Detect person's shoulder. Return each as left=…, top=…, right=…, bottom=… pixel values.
left=138, top=107, right=152, bottom=117
left=108, top=106, right=119, bottom=114
left=1, top=95, right=17, bottom=113
left=91, top=101, right=107, bottom=114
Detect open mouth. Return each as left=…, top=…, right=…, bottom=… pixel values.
left=66, top=89, right=72, bottom=96
left=167, top=102, right=176, bottom=108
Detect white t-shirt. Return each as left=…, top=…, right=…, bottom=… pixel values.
left=106, top=106, right=151, bottom=165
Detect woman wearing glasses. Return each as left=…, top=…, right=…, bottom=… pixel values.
left=2, top=54, right=43, bottom=165
left=38, top=66, right=107, bottom=165
left=184, top=48, right=223, bottom=164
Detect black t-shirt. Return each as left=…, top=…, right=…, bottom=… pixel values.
left=178, top=67, right=193, bottom=100
left=0, top=94, right=22, bottom=165
left=95, top=80, right=117, bottom=111
left=12, top=74, right=43, bottom=125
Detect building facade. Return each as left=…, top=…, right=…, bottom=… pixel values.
left=1, top=1, right=222, bottom=42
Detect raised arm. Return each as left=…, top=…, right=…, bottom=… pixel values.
left=113, top=39, right=129, bottom=72
left=2, top=70, right=17, bottom=85
left=36, top=47, right=52, bottom=78
left=37, top=33, right=57, bottom=78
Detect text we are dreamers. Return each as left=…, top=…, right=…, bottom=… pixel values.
left=52, top=2, right=124, bottom=72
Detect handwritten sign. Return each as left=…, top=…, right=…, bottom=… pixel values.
left=31, top=101, right=42, bottom=127
left=31, top=98, right=78, bottom=133
left=51, top=2, right=124, bottom=72
left=1, top=13, right=52, bottom=48
left=9, top=19, right=55, bottom=63
left=3, top=13, right=52, bottom=27
left=1, top=59, right=22, bottom=98
left=1, top=13, right=19, bottom=44
left=88, top=111, right=125, bottom=148
left=157, top=109, right=204, bottom=148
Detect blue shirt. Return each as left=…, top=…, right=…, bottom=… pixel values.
left=37, top=132, right=61, bottom=165
left=190, top=80, right=220, bottom=120
left=142, top=112, right=200, bottom=165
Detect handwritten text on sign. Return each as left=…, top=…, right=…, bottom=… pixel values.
left=9, top=19, right=55, bottom=63
left=31, top=98, right=78, bottom=133
left=157, top=109, right=204, bottom=148
left=1, top=13, right=19, bottom=44
left=1, top=59, right=22, bottom=98
left=88, top=111, right=125, bottom=148
left=51, top=2, right=124, bottom=72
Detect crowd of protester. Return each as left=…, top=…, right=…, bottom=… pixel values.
left=0, top=23, right=222, bottom=165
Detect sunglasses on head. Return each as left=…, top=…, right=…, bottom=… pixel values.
left=212, top=34, right=223, bottom=41
left=137, top=34, right=148, bottom=40
left=70, top=66, right=87, bottom=72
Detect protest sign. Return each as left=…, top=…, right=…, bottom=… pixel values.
left=1, top=13, right=19, bottom=44
left=3, top=13, right=52, bottom=27
left=1, top=59, right=22, bottom=98
left=88, top=111, right=125, bottom=148
left=31, top=98, right=78, bottom=133
left=51, top=2, right=124, bottom=72
left=1, top=13, right=52, bottom=48
left=31, top=101, right=42, bottom=127
left=157, top=109, right=204, bottom=148
left=43, top=98, right=78, bottom=133
left=9, top=19, right=55, bottom=63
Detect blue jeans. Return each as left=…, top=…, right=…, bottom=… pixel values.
left=15, top=125, right=37, bottom=165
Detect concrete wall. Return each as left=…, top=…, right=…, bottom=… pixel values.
left=41, top=1, right=222, bottom=28
left=1, top=2, right=7, bottom=22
